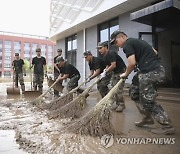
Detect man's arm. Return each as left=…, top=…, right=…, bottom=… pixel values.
left=105, top=62, right=116, bottom=74
left=57, top=74, right=69, bottom=81
left=90, top=69, right=100, bottom=79
left=121, top=54, right=136, bottom=78
left=88, top=70, right=94, bottom=78
left=54, top=64, right=60, bottom=73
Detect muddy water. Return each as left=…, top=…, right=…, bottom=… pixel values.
left=0, top=82, right=180, bottom=154
left=0, top=130, right=26, bottom=154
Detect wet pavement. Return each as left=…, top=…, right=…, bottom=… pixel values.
left=0, top=82, right=180, bottom=154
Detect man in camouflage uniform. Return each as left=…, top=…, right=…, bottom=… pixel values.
left=31, top=48, right=47, bottom=93
left=56, top=57, right=80, bottom=92
left=97, top=41, right=126, bottom=112
left=54, top=48, right=63, bottom=97
left=110, top=29, right=175, bottom=134
left=12, top=53, right=26, bottom=94
left=83, top=50, right=107, bottom=97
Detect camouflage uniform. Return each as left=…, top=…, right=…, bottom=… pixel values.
left=14, top=72, right=25, bottom=92
left=97, top=73, right=112, bottom=98
left=129, top=65, right=171, bottom=125
left=67, top=74, right=80, bottom=92
left=33, top=74, right=44, bottom=92
left=111, top=73, right=125, bottom=107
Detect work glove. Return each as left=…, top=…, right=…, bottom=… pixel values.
left=100, top=70, right=106, bottom=79
left=86, top=77, right=91, bottom=83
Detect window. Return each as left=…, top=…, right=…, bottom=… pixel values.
left=0, top=40, right=2, bottom=52
left=32, top=43, right=38, bottom=57
left=4, top=64, right=11, bottom=68
left=5, top=40, right=12, bottom=53
left=65, top=34, right=77, bottom=66
left=41, top=44, right=46, bottom=57
left=98, top=18, right=119, bottom=56
left=14, top=41, right=21, bottom=54
left=4, top=71, right=11, bottom=77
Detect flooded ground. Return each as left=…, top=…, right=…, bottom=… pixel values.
left=0, top=82, right=180, bottom=154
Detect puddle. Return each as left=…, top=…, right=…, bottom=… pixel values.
left=0, top=130, right=27, bottom=154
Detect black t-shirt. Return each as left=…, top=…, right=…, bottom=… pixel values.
left=89, top=56, right=106, bottom=73
left=60, top=62, right=80, bottom=78
left=32, top=56, right=46, bottom=74
left=123, top=38, right=160, bottom=73
left=54, top=55, right=60, bottom=73
left=12, top=59, right=24, bottom=73
left=104, top=51, right=126, bottom=74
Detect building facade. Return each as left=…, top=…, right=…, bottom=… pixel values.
left=49, top=0, right=180, bottom=87
left=0, top=31, right=55, bottom=77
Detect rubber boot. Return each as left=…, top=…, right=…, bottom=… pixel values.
left=151, top=125, right=175, bottom=135
left=21, top=85, right=25, bottom=94
left=115, top=103, right=125, bottom=112
left=135, top=113, right=154, bottom=127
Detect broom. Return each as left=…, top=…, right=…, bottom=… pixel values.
left=61, top=78, right=125, bottom=137
left=38, top=80, right=88, bottom=110
left=48, top=77, right=101, bottom=120
left=30, top=79, right=59, bottom=105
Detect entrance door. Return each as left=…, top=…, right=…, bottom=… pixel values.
left=171, top=42, right=180, bottom=88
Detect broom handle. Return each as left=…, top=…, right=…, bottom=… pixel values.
left=83, top=77, right=101, bottom=94
left=106, top=78, right=125, bottom=99
left=69, top=80, right=87, bottom=93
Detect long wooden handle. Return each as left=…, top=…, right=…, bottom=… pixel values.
left=39, top=79, right=59, bottom=98
left=83, top=77, right=101, bottom=94
left=70, top=80, right=87, bottom=93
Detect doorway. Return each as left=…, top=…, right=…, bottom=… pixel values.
left=171, top=42, right=180, bottom=88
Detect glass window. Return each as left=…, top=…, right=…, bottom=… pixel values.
left=5, top=40, right=12, bottom=53
left=98, top=18, right=119, bottom=54
left=0, top=40, right=2, bottom=52
left=41, top=44, right=46, bottom=57
left=32, top=43, right=38, bottom=56
left=4, top=71, right=11, bottom=77
left=65, top=34, right=77, bottom=66
left=14, top=41, right=21, bottom=54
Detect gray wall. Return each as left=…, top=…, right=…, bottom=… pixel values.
left=56, top=39, right=65, bottom=57
left=85, top=26, right=98, bottom=79
left=76, top=30, right=84, bottom=83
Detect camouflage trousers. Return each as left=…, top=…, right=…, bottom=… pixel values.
left=54, top=72, right=62, bottom=96
left=67, top=74, right=80, bottom=92
left=33, top=74, right=44, bottom=91
left=97, top=73, right=125, bottom=105
left=129, top=65, right=171, bottom=125
left=14, top=72, right=25, bottom=92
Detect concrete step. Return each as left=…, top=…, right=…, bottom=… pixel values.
left=123, top=88, right=180, bottom=104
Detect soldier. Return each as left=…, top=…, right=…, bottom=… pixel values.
left=12, top=53, right=26, bottom=94
left=83, top=50, right=107, bottom=97
left=110, top=29, right=175, bottom=134
left=31, top=48, right=47, bottom=93
left=97, top=41, right=126, bottom=112
left=54, top=49, right=63, bottom=97
left=56, top=57, right=80, bottom=92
